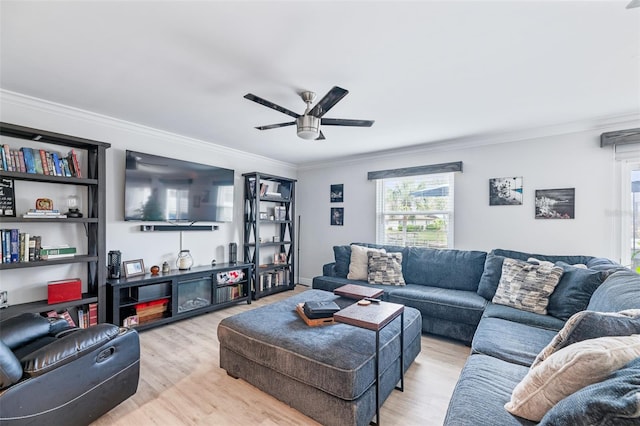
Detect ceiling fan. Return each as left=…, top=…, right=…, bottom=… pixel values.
left=244, top=86, right=374, bottom=140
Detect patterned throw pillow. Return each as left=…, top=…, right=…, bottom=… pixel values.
left=492, top=258, right=563, bottom=315
left=347, top=245, right=385, bottom=280
left=367, top=252, right=405, bottom=286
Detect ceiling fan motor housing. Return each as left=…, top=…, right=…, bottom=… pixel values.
left=296, top=115, right=320, bottom=140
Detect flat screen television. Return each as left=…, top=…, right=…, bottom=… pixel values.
left=124, top=150, right=234, bottom=222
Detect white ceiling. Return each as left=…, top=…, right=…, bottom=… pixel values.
left=1, top=1, right=639, bottom=166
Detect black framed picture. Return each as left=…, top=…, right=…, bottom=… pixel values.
left=331, top=207, right=344, bottom=226
left=535, top=188, right=575, bottom=219
left=489, top=177, right=523, bottom=206
left=330, top=184, right=344, bottom=203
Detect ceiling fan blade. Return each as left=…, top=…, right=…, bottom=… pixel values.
left=255, top=121, right=296, bottom=130
left=316, top=131, right=326, bottom=141
left=321, top=118, right=375, bottom=127
left=309, top=86, right=349, bottom=117
left=244, top=93, right=300, bottom=118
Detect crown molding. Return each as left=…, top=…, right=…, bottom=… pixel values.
left=297, top=111, right=640, bottom=171
left=0, top=89, right=298, bottom=171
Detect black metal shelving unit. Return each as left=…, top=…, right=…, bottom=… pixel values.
left=0, top=122, right=110, bottom=322
left=243, top=172, right=296, bottom=300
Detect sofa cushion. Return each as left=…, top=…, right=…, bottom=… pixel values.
left=333, top=245, right=352, bottom=278
left=444, top=354, right=536, bottom=426
left=482, top=303, right=565, bottom=331
left=403, top=247, right=486, bottom=291
left=347, top=244, right=385, bottom=280
left=387, top=284, right=486, bottom=326
left=547, top=261, right=606, bottom=321
left=539, top=357, right=640, bottom=426
left=477, top=252, right=506, bottom=300
left=367, top=252, right=405, bottom=285
left=491, top=248, right=594, bottom=266
left=505, top=334, right=640, bottom=422
left=587, top=269, right=640, bottom=312
left=472, top=317, right=558, bottom=366
left=532, top=309, right=640, bottom=368
left=492, top=258, right=563, bottom=315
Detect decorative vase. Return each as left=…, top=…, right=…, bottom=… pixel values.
left=162, top=261, right=170, bottom=274
left=177, top=250, right=193, bottom=270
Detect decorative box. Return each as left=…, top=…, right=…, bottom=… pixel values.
left=47, top=278, right=82, bottom=304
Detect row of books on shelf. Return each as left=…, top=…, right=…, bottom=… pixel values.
left=45, top=302, right=98, bottom=329
left=1, top=229, right=76, bottom=263
left=257, top=269, right=289, bottom=292
left=0, top=144, right=82, bottom=177
left=216, top=284, right=244, bottom=303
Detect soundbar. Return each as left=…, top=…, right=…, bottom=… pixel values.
left=139, top=224, right=218, bottom=232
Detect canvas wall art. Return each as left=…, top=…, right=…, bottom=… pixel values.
left=535, top=188, right=575, bottom=219
left=489, top=177, right=523, bottom=206
left=330, top=184, right=344, bottom=202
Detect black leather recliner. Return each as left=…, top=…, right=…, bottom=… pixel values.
left=0, top=312, right=140, bottom=425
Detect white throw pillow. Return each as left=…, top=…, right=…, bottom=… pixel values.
left=347, top=245, right=385, bottom=280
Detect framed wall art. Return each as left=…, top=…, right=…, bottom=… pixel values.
left=330, top=184, right=344, bottom=203
left=535, top=188, right=575, bottom=219
left=489, top=177, right=523, bottom=206
left=331, top=207, right=344, bottom=226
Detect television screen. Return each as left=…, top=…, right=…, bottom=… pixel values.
left=124, top=150, right=234, bottom=222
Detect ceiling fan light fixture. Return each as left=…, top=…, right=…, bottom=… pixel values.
left=296, top=115, right=320, bottom=140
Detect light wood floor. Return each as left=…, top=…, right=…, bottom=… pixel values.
left=91, top=285, right=471, bottom=426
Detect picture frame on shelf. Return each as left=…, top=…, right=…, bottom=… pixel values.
left=123, top=259, right=146, bottom=278
left=259, top=211, right=268, bottom=220
left=0, top=178, right=16, bottom=217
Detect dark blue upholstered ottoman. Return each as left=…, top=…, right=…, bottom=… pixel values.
left=218, top=289, right=422, bottom=426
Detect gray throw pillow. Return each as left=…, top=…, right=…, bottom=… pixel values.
left=492, top=258, right=563, bottom=315
left=367, top=252, right=405, bottom=286
left=532, top=309, right=640, bottom=368
left=539, top=357, right=640, bottom=426
left=546, top=261, right=606, bottom=321
left=477, top=253, right=506, bottom=300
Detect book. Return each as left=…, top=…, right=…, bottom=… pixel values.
left=2, top=145, right=11, bottom=171
left=69, top=149, right=81, bottom=177
left=20, top=147, right=36, bottom=173
left=51, top=152, right=62, bottom=176
left=17, top=150, right=26, bottom=173
left=88, top=302, right=98, bottom=326
left=303, top=300, right=340, bottom=319
left=0, top=144, right=6, bottom=170
left=28, top=236, right=36, bottom=261
left=33, top=151, right=44, bottom=174
left=41, top=253, right=76, bottom=260
left=34, top=235, right=42, bottom=260
left=0, top=178, right=16, bottom=217
left=23, top=213, right=67, bottom=219
left=61, top=310, right=76, bottom=327
left=9, top=228, right=19, bottom=263
left=39, top=149, right=50, bottom=175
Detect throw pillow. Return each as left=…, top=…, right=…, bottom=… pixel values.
left=538, top=356, right=640, bottom=426
left=367, top=252, right=405, bottom=285
left=492, top=258, right=564, bottom=315
left=333, top=245, right=352, bottom=278
left=476, top=253, right=506, bottom=300
left=347, top=245, right=385, bottom=281
left=546, top=261, right=606, bottom=321
left=531, top=309, right=640, bottom=368
left=505, top=334, right=640, bottom=422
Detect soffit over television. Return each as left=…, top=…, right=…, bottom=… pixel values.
left=124, top=150, right=234, bottom=222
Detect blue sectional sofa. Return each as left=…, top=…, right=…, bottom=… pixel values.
left=313, top=244, right=640, bottom=424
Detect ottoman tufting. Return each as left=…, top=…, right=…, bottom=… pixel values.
left=218, top=289, right=422, bottom=426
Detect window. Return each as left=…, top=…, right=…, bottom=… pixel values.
left=375, top=172, right=455, bottom=248
left=627, top=162, right=640, bottom=271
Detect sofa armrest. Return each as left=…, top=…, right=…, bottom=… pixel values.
left=21, top=324, right=121, bottom=377
left=0, top=340, right=22, bottom=389
left=323, top=262, right=337, bottom=277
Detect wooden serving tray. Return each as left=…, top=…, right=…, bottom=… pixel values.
left=296, top=303, right=335, bottom=327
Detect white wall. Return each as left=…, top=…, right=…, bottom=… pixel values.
left=0, top=92, right=296, bottom=305
left=296, top=123, right=638, bottom=285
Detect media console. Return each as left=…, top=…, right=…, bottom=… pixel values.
left=106, top=263, right=252, bottom=331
